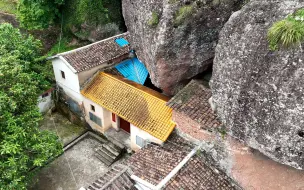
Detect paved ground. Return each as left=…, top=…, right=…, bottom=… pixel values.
left=40, top=111, right=87, bottom=146
left=30, top=136, right=128, bottom=190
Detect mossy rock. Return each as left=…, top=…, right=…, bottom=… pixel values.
left=147, top=11, right=159, bottom=27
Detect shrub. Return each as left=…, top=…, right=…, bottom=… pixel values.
left=268, top=9, right=304, bottom=50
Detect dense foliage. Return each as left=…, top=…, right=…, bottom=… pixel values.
left=17, top=0, right=65, bottom=30
left=0, top=23, right=62, bottom=190
left=268, top=9, right=304, bottom=50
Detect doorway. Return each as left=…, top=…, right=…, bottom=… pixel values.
left=119, top=117, right=130, bottom=133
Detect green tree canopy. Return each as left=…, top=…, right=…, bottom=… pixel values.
left=0, top=23, right=62, bottom=190
left=17, top=0, right=65, bottom=30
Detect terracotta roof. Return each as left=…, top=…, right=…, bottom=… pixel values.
left=128, top=135, right=238, bottom=189
left=87, top=164, right=135, bottom=190
left=167, top=80, right=221, bottom=130
left=81, top=72, right=175, bottom=142
left=57, top=33, right=130, bottom=73
left=128, top=134, right=194, bottom=185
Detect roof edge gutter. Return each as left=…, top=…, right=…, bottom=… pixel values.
left=131, top=145, right=202, bottom=190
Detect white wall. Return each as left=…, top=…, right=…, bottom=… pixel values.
left=83, top=97, right=112, bottom=133
left=52, top=58, right=82, bottom=102
left=38, top=94, right=53, bottom=114
left=130, top=124, right=163, bottom=151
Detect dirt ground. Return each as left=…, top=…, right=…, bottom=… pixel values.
left=40, top=111, right=87, bottom=146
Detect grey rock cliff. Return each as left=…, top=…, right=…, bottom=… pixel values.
left=122, top=0, right=244, bottom=95
left=211, top=0, right=304, bottom=169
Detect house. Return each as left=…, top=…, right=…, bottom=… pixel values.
left=85, top=134, right=239, bottom=190
left=48, top=33, right=131, bottom=108
left=81, top=72, right=175, bottom=151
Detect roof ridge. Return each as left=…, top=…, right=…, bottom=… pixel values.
left=101, top=72, right=170, bottom=103
left=47, top=32, right=129, bottom=60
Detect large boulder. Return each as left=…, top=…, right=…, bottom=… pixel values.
left=122, top=0, right=245, bottom=95
left=211, top=0, right=304, bottom=169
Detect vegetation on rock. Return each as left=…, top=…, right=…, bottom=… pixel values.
left=0, top=23, right=63, bottom=189
left=268, top=9, right=304, bottom=50
left=148, top=11, right=159, bottom=27
left=174, top=5, right=193, bottom=27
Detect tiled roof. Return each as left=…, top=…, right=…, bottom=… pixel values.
left=128, top=135, right=238, bottom=190
left=165, top=156, right=238, bottom=190
left=87, top=164, right=135, bottom=190
left=81, top=72, right=175, bottom=142
left=128, top=134, right=194, bottom=185
left=167, top=80, right=221, bottom=130
left=59, top=33, right=130, bottom=73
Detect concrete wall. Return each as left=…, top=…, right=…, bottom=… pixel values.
left=52, top=58, right=82, bottom=102
left=83, top=97, right=112, bottom=133
left=38, top=93, right=53, bottom=114
left=130, top=124, right=163, bottom=151
left=78, top=54, right=130, bottom=86
left=172, top=110, right=304, bottom=190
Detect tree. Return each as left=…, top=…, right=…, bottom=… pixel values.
left=17, top=0, right=65, bottom=30
left=0, top=23, right=62, bottom=190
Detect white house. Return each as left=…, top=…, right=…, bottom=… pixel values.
left=48, top=33, right=130, bottom=104
left=81, top=72, right=175, bottom=151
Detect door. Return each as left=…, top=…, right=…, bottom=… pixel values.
left=119, top=117, right=130, bottom=133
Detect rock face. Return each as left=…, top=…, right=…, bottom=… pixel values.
left=211, top=0, right=304, bottom=169
left=122, top=0, right=244, bottom=95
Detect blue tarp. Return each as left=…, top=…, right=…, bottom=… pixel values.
left=115, top=38, right=129, bottom=47
left=115, top=58, right=149, bottom=85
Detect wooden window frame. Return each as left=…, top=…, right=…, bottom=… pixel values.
left=112, top=113, right=116, bottom=122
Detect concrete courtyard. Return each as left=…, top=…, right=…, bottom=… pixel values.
left=30, top=135, right=128, bottom=190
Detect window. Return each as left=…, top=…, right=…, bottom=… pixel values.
left=136, top=136, right=146, bottom=148
left=89, top=112, right=102, bottom=126
left=91, top=105, right=95, bottom=112
left=112, top=113, right=116, bottom=122
left=61, top=70, right=65, bottom=79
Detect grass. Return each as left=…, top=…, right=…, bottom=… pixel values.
left=147, top=11, right=159, bottom=27
left=268, top=9, right=304, bottom=50
left=174, top=5, right=193, bottom=27
left=0, top=0, right=17, bottom=15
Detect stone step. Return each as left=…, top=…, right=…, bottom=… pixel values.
left=96, top=149, right=115, bottom=164
left=94, top=153, right=112, bottom=166
left=99, top=146, right=117, bottom=160
left=102, top=144, right=121, bottom=157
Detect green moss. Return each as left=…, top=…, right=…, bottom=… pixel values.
left=168, top=0, right=178, bottom=4
left=268, top=8, right=304, bottom=50
left=0, top=0, right=17, bottom=14
left=148, top=11, right=159, bottom=27
left=174, top=5, right=193, bottom=27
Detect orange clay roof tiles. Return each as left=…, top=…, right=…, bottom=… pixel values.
left=81, top=72, right=175, bottom=141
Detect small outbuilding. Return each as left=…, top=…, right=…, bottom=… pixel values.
left=81, top=72, right=175, bottom=151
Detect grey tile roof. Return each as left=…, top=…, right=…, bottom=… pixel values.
left=60, top=33, right=130, bottom=73
left=128, top=135, right=238, bottom=190
left=167, top=80, right=221, bottom=130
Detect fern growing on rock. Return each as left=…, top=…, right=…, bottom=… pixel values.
left=268, top=9, right=304, bottom=50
